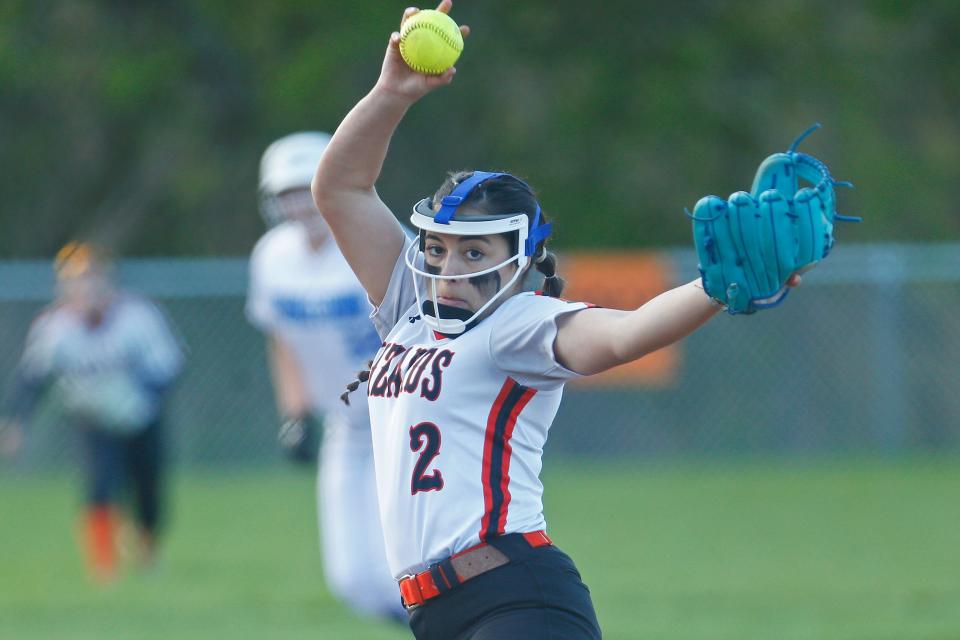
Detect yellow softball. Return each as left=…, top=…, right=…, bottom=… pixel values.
left=399, top=9, right=464, bottom=75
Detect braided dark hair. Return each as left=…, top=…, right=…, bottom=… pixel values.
left=340, top=171, right=565, bottom=405
left=340, top=361, right=373, bottom=406
left=534, top=247, right=565, bottom=297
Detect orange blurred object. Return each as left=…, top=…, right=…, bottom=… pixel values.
left=562, top=252, right=678, bottom=388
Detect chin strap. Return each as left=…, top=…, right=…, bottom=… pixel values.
left=421, top=300, right=476, bottom=336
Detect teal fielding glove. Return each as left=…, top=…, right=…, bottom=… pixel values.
left=688, top=124, right=860, bottom=314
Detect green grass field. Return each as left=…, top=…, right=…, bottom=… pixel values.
left=1, top=456, right=958, bottom=640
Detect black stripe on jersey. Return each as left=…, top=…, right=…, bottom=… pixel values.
left=483, top=381, right=529, bottom=541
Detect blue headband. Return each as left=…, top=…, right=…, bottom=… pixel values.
left=434, top=171, right=505, bottom=223
left=432, top=171, right=552, bottom=257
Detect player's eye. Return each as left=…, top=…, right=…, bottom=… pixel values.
left=426, top=245, right=445, bottom=258
left=464, top=248, right=484, bottom=261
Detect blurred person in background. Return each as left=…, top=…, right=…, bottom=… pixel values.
left=246, top=132, right=404, bottom=621
left=0, top=242, right=184, bottom=583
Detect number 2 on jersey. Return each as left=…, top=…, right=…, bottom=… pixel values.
left=409, top=422, right=444, bottom=495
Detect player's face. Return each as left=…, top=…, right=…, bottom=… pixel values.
left=277, top=188, right=330, bottom=239
left=59, top=271, right=113, bottom=318
left=422, top=231, right=520, bottom=312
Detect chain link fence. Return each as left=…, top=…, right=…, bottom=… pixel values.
left=3, top=244, right=958, bottom=470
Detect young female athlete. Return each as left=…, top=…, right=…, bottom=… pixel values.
left=247, top=131, right=404, bottom=620
left=312, top=3, right=799, bottom=638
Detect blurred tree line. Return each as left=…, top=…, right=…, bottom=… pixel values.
left=1, top=0, right=957, bottom=258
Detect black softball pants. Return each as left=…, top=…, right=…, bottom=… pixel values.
left=81, top=420, right=164, bottom=534
left=407, top=533, right=602, bottom=640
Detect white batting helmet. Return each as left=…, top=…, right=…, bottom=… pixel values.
left=259, top=131, right=332, bottom=226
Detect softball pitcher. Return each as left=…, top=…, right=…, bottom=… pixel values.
left=309, top=3, right=810, bottom=638
left=246, top=132, right=404, bottom=620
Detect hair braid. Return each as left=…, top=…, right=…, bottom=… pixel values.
left=535, top=249, right=565, bottom=297
left=340, top=361, right=373, bottom=406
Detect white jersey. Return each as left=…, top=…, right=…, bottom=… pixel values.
left=247, top=222, right=382, bottom=427
left=19, top=293, right=183, bottom=433
left=368, top=237, right=589, bottom=578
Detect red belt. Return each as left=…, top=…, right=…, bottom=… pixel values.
left=399, top=530, right=553, bottom=610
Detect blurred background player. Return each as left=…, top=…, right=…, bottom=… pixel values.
left=246, top=131, right=403, bottom=621
left=0, top=242, right=184, bottom=582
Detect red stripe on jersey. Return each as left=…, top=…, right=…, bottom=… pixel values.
left=479, top=378, right=536, bottom=541
left=480, top=379, right=513, bottom=540
left=496, top=385, right=536, bottom=534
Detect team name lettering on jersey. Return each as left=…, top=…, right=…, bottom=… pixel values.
left=368, top=342, right=455, bottom=401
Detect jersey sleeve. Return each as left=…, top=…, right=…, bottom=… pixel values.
left=4, top=312, right=58, bottom=421
left=488, top=293, right=590, bottom=390
left=245, top=238, right=278, bottom=332
left=17, top=311, right=59, bottom=383
left=369, top=234, right=419, bottom=340
left=130, top=299, right=185, bottom=390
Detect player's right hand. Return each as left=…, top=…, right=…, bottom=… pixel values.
left=375, top=1, right=470, bottom=103
left=0, top=420, right=24, bottom=458
left=278, top=413, right=321, bottom=465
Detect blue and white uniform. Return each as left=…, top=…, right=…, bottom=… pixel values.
left=247, top=221, right=401, bottom=618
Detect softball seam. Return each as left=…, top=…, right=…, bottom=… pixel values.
left=400, top=20, right=463, bottom=74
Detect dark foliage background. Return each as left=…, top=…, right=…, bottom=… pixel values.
left=1, top=0, right=957, bottom=257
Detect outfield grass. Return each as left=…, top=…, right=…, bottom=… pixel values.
left=1, top=456, right=958, bottom=640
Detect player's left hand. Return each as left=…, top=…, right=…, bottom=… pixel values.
left=278, top=413, right=322, bottom=465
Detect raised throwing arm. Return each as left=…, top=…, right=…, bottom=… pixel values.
left=312, top=2, right=470, bottom=306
